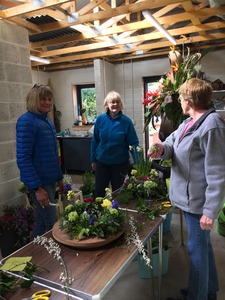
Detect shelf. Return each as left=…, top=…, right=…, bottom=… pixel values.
left=72, top=125, right=93, bottom=131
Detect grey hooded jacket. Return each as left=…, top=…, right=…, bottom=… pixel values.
left=162, top=108, right=225, bottom=219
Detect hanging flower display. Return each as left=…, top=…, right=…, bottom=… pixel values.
left=143, top=38, right=213, bottom=131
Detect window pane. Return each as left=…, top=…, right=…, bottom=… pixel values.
left=81, top=88, right=97, bottom=123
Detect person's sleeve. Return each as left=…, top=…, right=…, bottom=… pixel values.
left=90, top=122, right=99, bottom=163
left=16, top=117, right=42, bottom=189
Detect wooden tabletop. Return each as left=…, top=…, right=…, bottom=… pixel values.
left=4, top=281, right=80, bottom=300
left=1, top=213, right=163, bottom=300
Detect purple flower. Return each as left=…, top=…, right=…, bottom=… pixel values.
left=90, top=214, right=95, bottom=225
left=112, top=200, right=119, bottom=209
left=63, top=183, right=72, bottom=194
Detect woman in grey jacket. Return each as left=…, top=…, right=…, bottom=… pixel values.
left=149, top=78, right=225, bottom=300
left=16, top=84, right=64, bottom=237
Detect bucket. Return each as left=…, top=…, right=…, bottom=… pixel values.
left=138, top=247, right=169, bottom=278
left=163, top=211, right=173, bottom=234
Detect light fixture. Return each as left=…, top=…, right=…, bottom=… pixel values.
left=30, top=55, right=50, bottom=64
left=142, top=10, right=177, bottom=45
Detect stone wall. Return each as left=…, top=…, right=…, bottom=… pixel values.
left=0, top=21, right=32, bottom=212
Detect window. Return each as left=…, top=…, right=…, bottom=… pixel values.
left=73, top=84, right=97, bottom=125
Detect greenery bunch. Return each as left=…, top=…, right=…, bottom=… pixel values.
left=0, top=205, right=34, bottom=247
left=143, top=43, right=212, bottom=131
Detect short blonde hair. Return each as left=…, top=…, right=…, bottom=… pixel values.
left=103, top=90, right=124, bottom=110
left=179, top=78, right=212, bottom=109
left=26, top=84, right=53, bottom=114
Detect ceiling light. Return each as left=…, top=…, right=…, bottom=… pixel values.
left=30, top=55, right=50, bottom=64
left=67, top=12, right=78, bottom=23
left=142, top=10, right=177, bottom=45
left=32, top=0, right=45, bottom=7
left=136, top=50, right=144, bottom=55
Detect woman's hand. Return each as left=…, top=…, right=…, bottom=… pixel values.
left=200, top=214, right=214, bottom=230
left=35, top=188, right=49, bottom=207
left=148, top=143, right=164, bottom=159
left=91, top=163, right=96, bottom=172
left=57, top=179, right=64, bottom=194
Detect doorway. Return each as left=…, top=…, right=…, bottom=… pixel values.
left=143, top=75, right=162, bottom=154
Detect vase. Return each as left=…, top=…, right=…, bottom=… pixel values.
left=0, top=229, right=19, bottom=258
left=138, top=247, right=169, bottom=278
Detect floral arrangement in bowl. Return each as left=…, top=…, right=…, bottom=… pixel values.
left=59, top=188, right=125, bottom=240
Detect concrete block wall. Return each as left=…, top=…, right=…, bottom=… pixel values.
left=0, top=21, right=32, bottom=212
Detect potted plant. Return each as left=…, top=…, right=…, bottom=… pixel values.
left=0, top=205, right=35, bottom=257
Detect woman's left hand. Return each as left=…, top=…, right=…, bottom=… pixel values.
left=58, top=179, right=64, bottom=194
left=200, top=214, right=214, bottom=230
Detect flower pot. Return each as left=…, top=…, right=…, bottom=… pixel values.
left=138, top=247, right=169, bottom=278
left=0, top=229, right=19, bottom=258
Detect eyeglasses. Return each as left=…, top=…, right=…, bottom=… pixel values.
left=178, top=95, right=192, bottom=103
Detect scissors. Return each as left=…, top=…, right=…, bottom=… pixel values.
left=161, top=201, right=172, bottom=208
left=22, top=289, right=51, bottom=300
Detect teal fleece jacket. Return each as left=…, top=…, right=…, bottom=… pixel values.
left=91, top=111, right=139, bottom=165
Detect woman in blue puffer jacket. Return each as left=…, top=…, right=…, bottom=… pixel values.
left=16, top=84, right=64, bottom=237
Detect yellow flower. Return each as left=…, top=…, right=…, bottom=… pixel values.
left=131, top=169, right=137, bottom=176
left=67, top=190, right=76, bottom=200
left=101, top=199, right=112, bottom=208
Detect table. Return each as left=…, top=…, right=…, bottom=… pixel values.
left=3, top=280, right=81, bottom=300
left=1, top=213, right=164, bottom=300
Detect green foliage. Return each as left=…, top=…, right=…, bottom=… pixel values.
left=81, top=88, right=97, bottom=122
left=59, top=190, right=125, bottom=240
left=0, top=261, right=47, bottom=298
left=0, top=205, right=34, bottom=247
left=80, top=171, right=95, bottom=196
left=143, top=46, right=213, bottom=131
left=151, top=233, right=170, bottom=253
left=136, top=199, right=163, bottom=220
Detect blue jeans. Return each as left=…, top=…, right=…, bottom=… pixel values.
left=184, top=212, right=219, bottom=300
left=30, top=184, right=58, bottom=238
left=95, top=161, right=129, bottom=197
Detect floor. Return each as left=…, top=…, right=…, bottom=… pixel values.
left=1, top=173, right=225, bottom=300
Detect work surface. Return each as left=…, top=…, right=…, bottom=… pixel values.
left=1, top=213, right=163, bottom=300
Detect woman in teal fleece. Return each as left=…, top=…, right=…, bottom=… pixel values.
left=149, top=78, right=225, bottom=300
left=16, top=84, right=64, bottom=237
left=91, top=90, right=139, bottom=197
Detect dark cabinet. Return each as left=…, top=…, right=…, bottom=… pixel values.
left=58, top=137, right=92, bottom=172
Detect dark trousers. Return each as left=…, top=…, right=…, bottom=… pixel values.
left=95, top=161, right=129, bottom=197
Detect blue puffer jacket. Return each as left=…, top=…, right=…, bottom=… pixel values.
left=16, top=111, right=63, bottom=190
